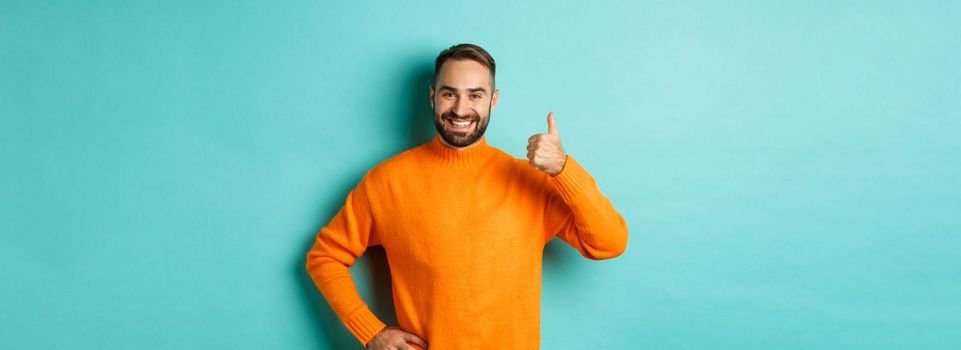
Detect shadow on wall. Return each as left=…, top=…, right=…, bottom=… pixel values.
left=403, top=60, right=438, bottom=148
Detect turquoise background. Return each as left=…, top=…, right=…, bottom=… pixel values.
left=2, top=1, right=959, bottom=349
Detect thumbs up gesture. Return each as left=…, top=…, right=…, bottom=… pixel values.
left=527, top=112, right=567, bottom=176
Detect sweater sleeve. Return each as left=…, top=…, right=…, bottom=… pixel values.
left=544, top=155, right=629, bottom=260
left=305, top=173, right=386, bottom=346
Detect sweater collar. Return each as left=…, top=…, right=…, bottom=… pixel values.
left=426, top=134, right=496, bottom=168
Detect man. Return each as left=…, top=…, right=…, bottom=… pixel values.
left=305, top=43, right=628, bottom=350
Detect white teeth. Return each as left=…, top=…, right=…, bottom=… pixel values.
left=452, top=120, right=472, bottom=126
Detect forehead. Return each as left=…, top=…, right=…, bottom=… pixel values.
left=436, top=59, right=493, bottom=90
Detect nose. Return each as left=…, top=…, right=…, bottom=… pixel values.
left=453, top=96, right=471, bottom=117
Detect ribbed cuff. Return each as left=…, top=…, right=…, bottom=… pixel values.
left=551, top=155, right=594, bottom=203
left=345, top=305, right=387, bottom=346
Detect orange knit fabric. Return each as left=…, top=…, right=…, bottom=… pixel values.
left=305, top=135, right=628, bottom=349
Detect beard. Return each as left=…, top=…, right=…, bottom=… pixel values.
left=432, top=107, right=491, bottom=148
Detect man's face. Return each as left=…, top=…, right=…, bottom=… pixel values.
left=430, top=59, right=499, bottom=148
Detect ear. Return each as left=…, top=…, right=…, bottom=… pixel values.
left=428, top=84, right=435, bottom=107
left=491, top=89, right=500, bottom=113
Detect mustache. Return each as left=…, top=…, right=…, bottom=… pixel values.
left=441, top=110, right=479, bottom=121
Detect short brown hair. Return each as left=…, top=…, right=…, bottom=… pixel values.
left=433, top=43, right=496, bottom=88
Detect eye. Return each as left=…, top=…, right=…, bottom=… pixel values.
left=442, top=92, right=454, bottom=98
left=470, top=94, right=481, bottom=100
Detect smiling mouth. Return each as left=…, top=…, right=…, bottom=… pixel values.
left=445, top=116, right=475, bottom=131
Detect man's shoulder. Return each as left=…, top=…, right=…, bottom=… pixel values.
left=364, top=141, right=431, bottom=182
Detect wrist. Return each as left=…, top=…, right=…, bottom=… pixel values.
left=366, top=325, right=387, bottom=349
left=549, top=155, right=568, bottom=177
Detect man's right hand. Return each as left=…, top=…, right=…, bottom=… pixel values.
left=366, top=326, right=429, bottom=350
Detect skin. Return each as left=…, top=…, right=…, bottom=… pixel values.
left=366, top=326, right=428, bottom=350
left=526, top=111, right=566, bottom=176
left=429, top=59, right=499, bottom=150
left=366, top=57, right=569, bottom=350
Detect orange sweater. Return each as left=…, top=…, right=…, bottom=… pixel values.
left=305, top=135, right=628, bottom=349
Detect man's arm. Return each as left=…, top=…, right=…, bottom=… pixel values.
left=543, top=155, right=629, bottom=260
left=305, top=173, right=387, bottom=346
left=527, top=112, right=628, bottom=259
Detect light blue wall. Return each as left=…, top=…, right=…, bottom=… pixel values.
left=2, top=1, right=959, bottom=348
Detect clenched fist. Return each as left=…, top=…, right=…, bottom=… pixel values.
left=526, top=112, right=567, bottom=176
left=366, top=326, right=428, bottom=350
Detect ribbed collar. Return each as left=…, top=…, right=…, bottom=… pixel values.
left=425, top=134, right=497, bottom=168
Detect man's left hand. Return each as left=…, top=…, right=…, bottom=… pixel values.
left=526, top=112, right=567, bottom=176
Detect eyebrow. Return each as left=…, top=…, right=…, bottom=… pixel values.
left=438, top=85, right=488, bottom=94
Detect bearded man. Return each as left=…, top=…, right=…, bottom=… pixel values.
left=306, top=43, right=628, bottom=350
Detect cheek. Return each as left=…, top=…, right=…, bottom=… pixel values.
left=440, top=102, right=464, bottom=115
